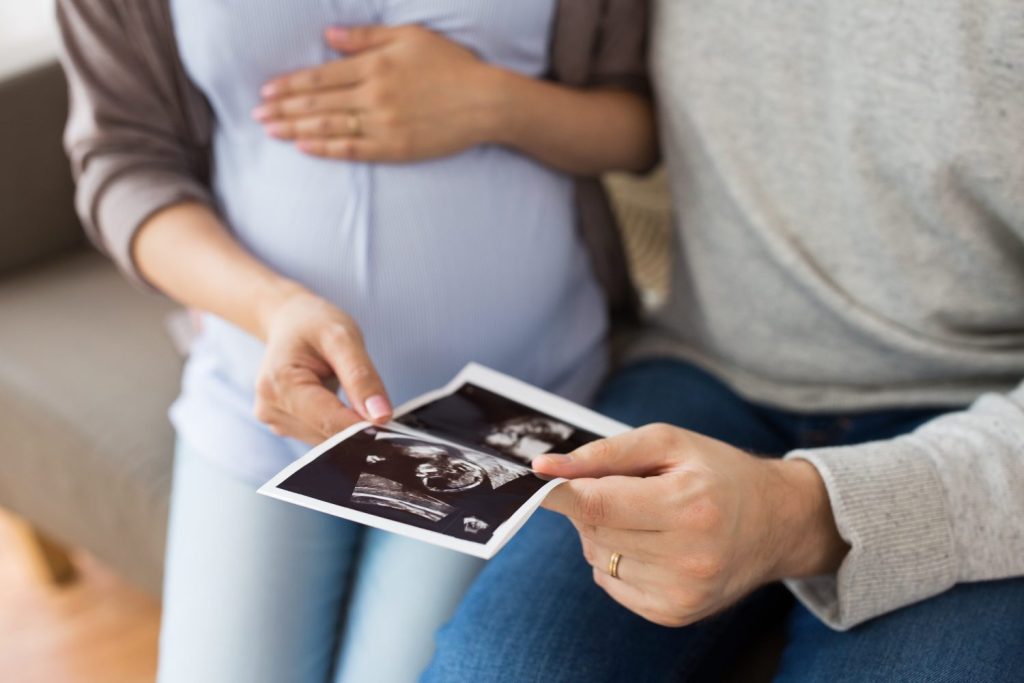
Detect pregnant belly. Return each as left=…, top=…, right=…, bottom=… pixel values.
left=214, top=141, right=607, bottom=399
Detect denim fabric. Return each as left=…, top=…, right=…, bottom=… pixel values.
left=158, top=441, right=483, bottom=683
left=775, top=579, right=1024, bottom=682
left=424, top=359, right=1024, bottom=682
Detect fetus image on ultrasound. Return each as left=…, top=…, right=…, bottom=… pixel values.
left=397, top=382, right=601, bottom=464
left=483, top=416, right=576, bottom=461
left=277, top=426, right=546, bottom=544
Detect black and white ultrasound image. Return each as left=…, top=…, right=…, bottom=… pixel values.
left=396, top=383, right=601, bottom=464
left=277, top=382, right=603, bottom=545
left=277, top=426, right=547, bottom=544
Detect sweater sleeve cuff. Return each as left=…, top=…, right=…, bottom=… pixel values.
left=782, top=439, right=957, bottom=630
left=91, top=167, right=214, bottom=292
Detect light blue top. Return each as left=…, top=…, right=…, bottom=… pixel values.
left=168, top=0, right=608, bottom=483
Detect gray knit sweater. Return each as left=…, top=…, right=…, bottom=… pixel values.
left=643, top=1, right=1024, bottom=629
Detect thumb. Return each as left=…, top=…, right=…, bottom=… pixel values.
left=532, top=424, right=678, bottom=479
left=325, top=25, right=394, bottom=53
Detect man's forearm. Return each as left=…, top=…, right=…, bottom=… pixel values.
left=784, top=383, right=1024, bottom=629
left=132, top=202, right=306, bottom=341
left=480, top=67, right=658, bottom=175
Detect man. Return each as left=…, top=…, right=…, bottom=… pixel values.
left=424, top=2, right=1024, bottom=680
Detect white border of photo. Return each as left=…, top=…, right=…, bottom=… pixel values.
left=258, top=363, right=630, bottom=559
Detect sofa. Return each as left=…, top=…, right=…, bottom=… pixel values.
left=0, top=60, right=180, bottom=596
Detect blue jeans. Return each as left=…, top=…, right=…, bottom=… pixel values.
left=424, top=359, right=1024, bottom=682
left=158, top=441, right=483, bottom=683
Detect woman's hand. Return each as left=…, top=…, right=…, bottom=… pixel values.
left=253, top=25, right=500, bottom=162
left=131, top=204, right=391, bottom=447
left=535, top=424, right=848, bottom=627
left=254, top=288, right=392, bottom=445
left=253, top=24, right=656, bottom=174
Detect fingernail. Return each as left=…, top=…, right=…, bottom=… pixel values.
left=260, top=82, right=280, bottom=98
left=364, top=395, right=391, bottom=421
left=251, top=105, right=272, bottom=122
left=326, top=26, right=348, bottom=42
left=536, top=453, right=573, bottom=467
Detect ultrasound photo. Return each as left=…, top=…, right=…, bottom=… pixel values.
left=397, top=383, right=602, bottom=465
left=273, top=426, right=544, bottom=545
left=260, top=364, right=630, bottom=558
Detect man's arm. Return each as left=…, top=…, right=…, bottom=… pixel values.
left=535, top=382, right=1024, bottom=631
left=785, top=382, right=1024, bottom=629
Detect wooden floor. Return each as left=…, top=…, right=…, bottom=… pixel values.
left=0, top=511, right=160, bottom=682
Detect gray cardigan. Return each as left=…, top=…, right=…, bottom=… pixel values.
left=56, top=0, right=647, bottom=318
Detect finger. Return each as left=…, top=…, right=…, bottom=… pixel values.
left=580, top=537, right=652, bottom=584
left=590, top=567, right=679, bottom=626
left=593, top=569, right=700, bottom=628
left=265, top=113, right=369, bottom=141
left=317, top=325, right=392, bottom=424
left=533, top=423, right=683, bottom=479
left=253, top=89, right=361, bottom=123
left=297, top=137, right=388, bottom=162
left=257, top=404, right=325, bottom=445
left=261, top=54, right=374, bottom=99
left=542, top=475, right=678, bottom=530
left=278, top=379, right=364, bottom=440
left=290, top=378, right=366, bottom=438
left=574, top=521, right=667, bottom=562
left=325, top=25, right=396, bottom=54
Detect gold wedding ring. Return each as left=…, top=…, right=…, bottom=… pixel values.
left=608, top=551, right=622, bottom=579
left=344, top=110, right=364, bottom=137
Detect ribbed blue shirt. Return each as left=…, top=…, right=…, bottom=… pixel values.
left=168, top=0, right=608, bottom=483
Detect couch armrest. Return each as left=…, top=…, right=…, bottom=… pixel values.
left=0, top=60, right=82, bottom=276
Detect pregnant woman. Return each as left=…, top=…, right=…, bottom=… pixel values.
left=58, top=1, right=653, bottom=681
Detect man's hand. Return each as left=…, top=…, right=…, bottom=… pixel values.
left=535, top=424, right=849, bottom=627
left=253, top=25, right=500, bottom=162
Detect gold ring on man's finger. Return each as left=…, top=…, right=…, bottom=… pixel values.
left=608, top=551, right=622, bottom=579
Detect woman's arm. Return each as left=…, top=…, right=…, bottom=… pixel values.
left=255, top=25, right=657, bottom=174
left=133, top=203, right=393, bottom=443
left=58, top=0, right=392, bottom=443
left=57, top=0, right=214, bottom=287
left=134, top=205, right=295, bottom=340
left=486, top=72, right=656, bottom=175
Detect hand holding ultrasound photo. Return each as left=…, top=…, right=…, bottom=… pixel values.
left=259, top=364, right=629, bottom=558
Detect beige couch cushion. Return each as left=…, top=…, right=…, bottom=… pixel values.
left=0, top=250, right=179, bottom=595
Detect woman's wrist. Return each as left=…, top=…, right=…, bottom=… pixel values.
left=476, top=67, right=569, bottom=152
left=469, top=67, right=657, bottom=174
left=462, top=63, right=514, bottom=147
left=254, top=277, right=312, bottom=341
